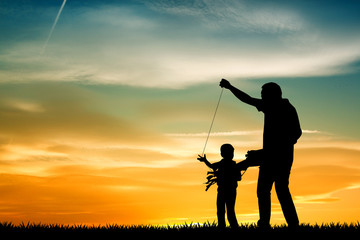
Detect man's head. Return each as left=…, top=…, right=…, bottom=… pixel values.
left=220, top=143, right=234, bottom=160
left=261, top=82, right=282, bottom=102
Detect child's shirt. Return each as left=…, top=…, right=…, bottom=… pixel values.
left=211, top=159, right=239, bottom=189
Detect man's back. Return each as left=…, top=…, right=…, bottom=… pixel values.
left=260, top=99, right=302, bottom=150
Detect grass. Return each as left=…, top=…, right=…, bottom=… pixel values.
left=0, top=221, right=359, bottom=236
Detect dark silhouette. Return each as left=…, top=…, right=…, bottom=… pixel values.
left=197, top=144, right=244, bottom=228
left=220, top=79, right=302, bottom=228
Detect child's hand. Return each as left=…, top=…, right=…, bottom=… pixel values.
left=197, top=154, right=207, bottom=162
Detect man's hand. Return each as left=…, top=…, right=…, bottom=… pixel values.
left=220, top=79, right=231, bottom=89
left=245, top=149, right=264, bottom=167
left=197, top=154, right=207, bottom=162
left=245, top=150, right=257, bottom=158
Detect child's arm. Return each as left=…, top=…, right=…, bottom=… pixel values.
left=197, top=154, right=216, bottom=169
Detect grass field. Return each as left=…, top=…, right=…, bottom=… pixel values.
left=1, top=221, right=359, bottom=236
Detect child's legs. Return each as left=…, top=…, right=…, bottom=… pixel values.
left=225, top=188, right=239, bottom=228
left=217, top=190, right=226, bottom=228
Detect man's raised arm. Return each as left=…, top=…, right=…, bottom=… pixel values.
left=220, top=79, right=260, bottom=107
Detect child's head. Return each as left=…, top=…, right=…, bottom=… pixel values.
left=220, top=143, right=234, bottom=160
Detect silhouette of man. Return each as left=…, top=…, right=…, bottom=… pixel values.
left=197, top=144, right=240, bottom=228
left=220, top=79, right=302, bottom=228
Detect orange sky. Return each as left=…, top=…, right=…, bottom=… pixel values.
left=1, top=143, right=359, bottom=225
left=0, top=82, right=359, bottom=225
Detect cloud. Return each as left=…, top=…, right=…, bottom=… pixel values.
left=302, top=130, right=322, bottom=134
left=288, top=147, right=360, bottom=208
left=41, top=0, right=68, bottom=54
left=2, top=39, right=359, bottom=89
left=146, top=0, right=304, bottom=33
left=166, top=129, right=325, bottom=137
left=166, top=130, right=262, bottom=137
left=291, top=164, right=360, bottom=207
left=0, top=171, right=143, bottom=224
left=1, top=2, right=360, bottom=88
left=0, top=83, right=170, bottom=164
left=0, top=161, right=207, bottom=225
left=3, top=99, right=45, bottom=113
left=295, top=192, right=339, bottom=204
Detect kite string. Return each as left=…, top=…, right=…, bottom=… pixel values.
left=202, top=87, right=224, bottom=156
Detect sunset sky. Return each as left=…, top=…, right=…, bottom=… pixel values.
left=0, top=0, right=360, bottom=225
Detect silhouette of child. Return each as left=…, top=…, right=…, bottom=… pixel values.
left=197, top=144, right=242, bottom=228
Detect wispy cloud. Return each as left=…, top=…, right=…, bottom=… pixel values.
left=1, top=0, right=360, bottom=89
left=4, top=99, right=45, bottom=113
left=166, top=129, right=323, bottom=137
left=295, top=192, right=339, bottom=204
left=165, top=130, right=262, bottom=137
left=41, top=0, right=68, bottom=55
left=146, top=0, right=304, bottom=33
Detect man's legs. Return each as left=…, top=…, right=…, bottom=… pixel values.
left=257, top=167, right=274, bottom=227
left=275, top=170, right=299, bottom=227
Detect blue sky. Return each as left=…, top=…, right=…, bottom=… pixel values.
left=2, top=0, right=360, bottom=87
left=2, top=0, right=359, bottom=136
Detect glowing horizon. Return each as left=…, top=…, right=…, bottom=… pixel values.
left=0, top=0, right=360, bottom=226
